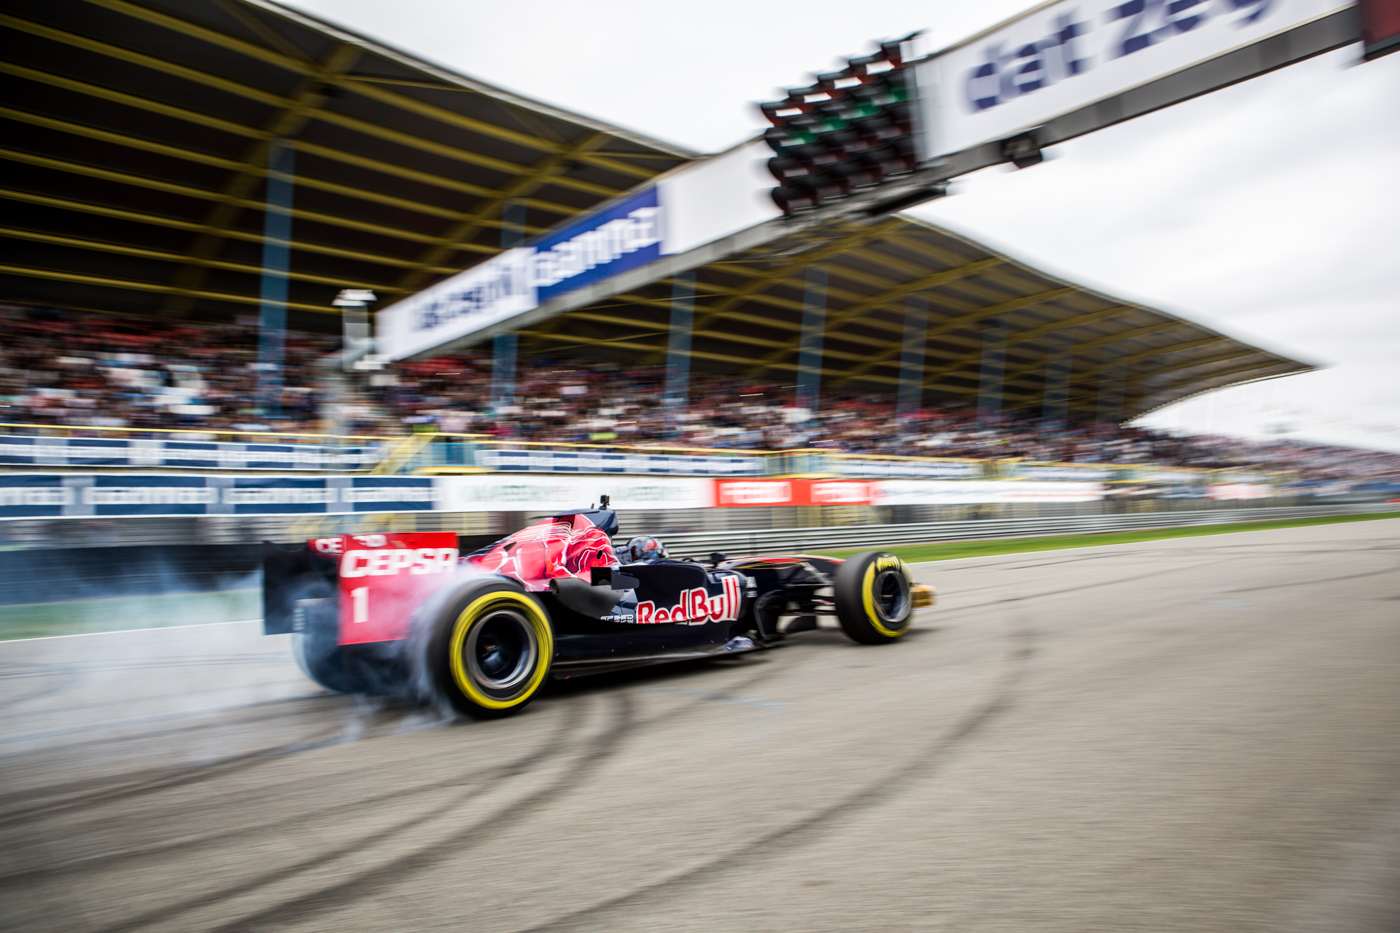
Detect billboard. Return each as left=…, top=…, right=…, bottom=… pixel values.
left=915, top=0, right=1354, bottom=158
left=376, top=144, right=781, bottom=362
left=713, top=479, right=878, bottom=507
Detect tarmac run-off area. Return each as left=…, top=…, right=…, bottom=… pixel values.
left=1, top=519, right=1397, bottom=932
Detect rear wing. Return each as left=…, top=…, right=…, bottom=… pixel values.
left=262, top=532, right=493, bottom=643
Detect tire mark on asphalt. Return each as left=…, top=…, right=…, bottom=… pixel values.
left=0, top=691, right=333, bottom=750
left=0, top=715, right=355, bottom=830
left=932, top=559, right=1218, bottom=618
left=187, top=692, right=640, bottom=933
left=0, top=699, right=579, bottom=890
left=68, top=662, right=786, bottom=933
left=78, top=698, right=596, bottom=933
left=513, top=621, right=1034, bottom=933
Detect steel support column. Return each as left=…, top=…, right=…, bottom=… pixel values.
left=257, top=139, right=294, bottom=417
left=795, top=265, right=827, bottom=417
left=663, top=272, right=695, bottom=435
left=1098, top=362, right=1126, bottom=426
left=490, top=199, right=526, bottom=421
left=977, top=317, right=1007, bottom=425
left=1042, top=334, right=1072, bottom=428
left=896, top=293, right=927, bottom=424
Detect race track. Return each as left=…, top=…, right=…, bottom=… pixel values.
left=2, top=519, right=1398, bottom=933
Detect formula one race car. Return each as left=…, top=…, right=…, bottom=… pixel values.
left=262, top=498, right=935, bottom=717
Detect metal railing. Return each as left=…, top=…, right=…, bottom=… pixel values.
left=646, top=503, right=1396, bottom=558
left=0, top=421, right=1297, bottom=486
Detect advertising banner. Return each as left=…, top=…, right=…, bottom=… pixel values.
left=834, top=458, right=983, bottom=479
left=0, top=475, right=1109, bottom=520
left=0, top=475, right=437, bottom=519
left=713, top=479, right=877, bottom=507
left=376, top=191, right=664, bottom=361
left=1013, top=464, right=1115, bottom=482
left=0, top=434, right=382, bottom=471
left=875, top=480, right=1105, bottom=505
left=376, top=143, right=784, bottom=362
left=531, top=187, right=664, bottom=303
left=916, top=0, right=1353, bottom=157
left=1206, top=483, right=1274, bottom=500
left=435, top=474, right=715, bottom=513
left=374, top=246, right=536, bottom=362
left=478, top=448, right=763, bottom=476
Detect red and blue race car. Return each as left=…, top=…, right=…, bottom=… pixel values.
left=263, top=498, right=934, bottom=717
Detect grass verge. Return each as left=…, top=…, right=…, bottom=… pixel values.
left=0, top=588, right=260, bottom=641
left=827, top=510, right=1399, bottom=564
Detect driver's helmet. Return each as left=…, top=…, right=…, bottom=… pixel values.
left=624, top=535, right=667, bottom=562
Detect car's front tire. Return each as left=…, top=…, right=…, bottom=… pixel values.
left=833, top=551, right=913, bottom=644
left=428, top=578, right=554, bottom=718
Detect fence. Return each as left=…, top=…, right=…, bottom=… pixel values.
left=647, top=503, right=1397, bottom=559
left=0, top=426, right=388, bottom=471
left=0, top=424, right=1295, bottom=489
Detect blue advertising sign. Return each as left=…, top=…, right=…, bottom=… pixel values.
left=530, top=186, right=662, bottom=303
left=0, top=475, right=436, bottom=519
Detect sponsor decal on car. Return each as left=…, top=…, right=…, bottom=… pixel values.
left=636, top=575, right=743, bottom=626
left=340, top=548, right=459, bottom=577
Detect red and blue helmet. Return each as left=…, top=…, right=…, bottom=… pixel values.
left=624, top=536, right=667, bottom=562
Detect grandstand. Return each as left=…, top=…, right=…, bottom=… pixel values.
left=2, top=0, right=1316, bottom=424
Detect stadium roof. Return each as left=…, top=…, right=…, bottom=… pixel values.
left=0, top=0, right=1314, bottom=421
left=519, top=214, right=1313, bottom=421
left=0, top=0, right=694, bottom=329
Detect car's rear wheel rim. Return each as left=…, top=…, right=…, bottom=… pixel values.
left=464, top=606, right=538, bottom=695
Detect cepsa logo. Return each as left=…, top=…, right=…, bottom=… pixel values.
left=340, top=547, right=459, bottom=577
left=637, top=576, right=742, bottom=626
left=311, top=534, right=389, bottom=554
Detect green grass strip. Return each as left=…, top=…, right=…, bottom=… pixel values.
left=827, top=510, right=1399, bottom=564
left=0, top=588, right=260, bottom=641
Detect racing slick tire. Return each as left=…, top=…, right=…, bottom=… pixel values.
left=291, top=631, right=356, bottom=694
left=290, top=595, right=358, bottom=694
left=833, top=551, right=913, bottom=644
left=291, top=600, right=408, bottom=696
left=428, top=577, right=554, bottom=718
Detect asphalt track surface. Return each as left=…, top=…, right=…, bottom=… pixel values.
left=2, top=519, right=1398, bottom=933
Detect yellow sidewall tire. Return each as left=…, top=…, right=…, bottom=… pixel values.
left=834, top=551, right=913, bottom=644
left=860, top=559, right=909, bottom=639
left=429, top=580, right=554, bottom=717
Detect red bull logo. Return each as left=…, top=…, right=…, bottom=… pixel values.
left=636, top=575, right=742, bottom=626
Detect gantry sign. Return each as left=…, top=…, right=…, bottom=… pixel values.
left=376, top=0, right=1367, bottom=363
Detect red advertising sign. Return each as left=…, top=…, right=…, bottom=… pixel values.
left=316, top=532, right=460, bottom=645
left=713, top=479, right=875, bottom=507
left=1362, top=0, right=1400, bottom=59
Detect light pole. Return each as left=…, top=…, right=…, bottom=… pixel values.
left=322, top=289, right=379, bottom=439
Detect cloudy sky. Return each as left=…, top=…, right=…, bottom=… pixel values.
left=283, top=0, right=1400, bottom=452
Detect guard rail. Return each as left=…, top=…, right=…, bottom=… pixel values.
left=645, top=503, right=1396, bottom=559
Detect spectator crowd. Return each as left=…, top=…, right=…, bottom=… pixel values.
left=2, top=303, right=1397, bottom=485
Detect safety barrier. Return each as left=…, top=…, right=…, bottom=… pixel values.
left=645, top=503, right=1397, bottom=558
left=0, top=427, right=389, bottom=471
left=0, top=423, right=1293, bottom=488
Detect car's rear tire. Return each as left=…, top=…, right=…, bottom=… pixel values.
left=833, top=551, right=913, bottom=644
left=428, top=578, right=553, bottom=718
left=291, top=629, right=355, bottom=694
